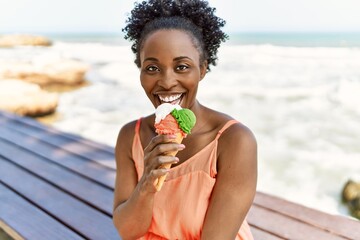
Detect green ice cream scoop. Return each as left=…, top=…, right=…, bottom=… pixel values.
left=171, top=108, right=196, bottom=134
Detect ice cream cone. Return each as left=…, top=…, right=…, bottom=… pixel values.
left=153, top=103, right=196, bottom=191
left=154, top=132, right=183, bottom=191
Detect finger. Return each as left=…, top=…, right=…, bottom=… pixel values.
left=152, top=168, right=170, bottom=178
left=144, top=155, right=179, bottom=174
left=157, top=156, right=179, bottom=167
left=144, top=134, right=177, bottom=153
left=144, top=141, right=184, bottom=168
left=140, top=168, right=170, bottom=193
left=155, top=142, right=185, bottom=156
left=149, top=168, right=170, bottom=190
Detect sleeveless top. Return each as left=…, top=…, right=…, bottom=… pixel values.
left=132, top=118, right=254, bottom=240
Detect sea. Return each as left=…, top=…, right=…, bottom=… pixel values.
left=1, top=32, right=360, bottom=218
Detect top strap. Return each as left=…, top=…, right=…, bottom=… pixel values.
left=135, top=118, right=142, bottom=135
left=215, top=119, right=239, bottom=140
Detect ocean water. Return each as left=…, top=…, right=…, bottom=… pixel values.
left=1, top=32, right=360, bottom=218
left=228, top=32, right=360, bottom=47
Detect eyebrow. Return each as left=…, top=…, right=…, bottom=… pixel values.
left=143, top=56, right=193, bottom=63
left=143, top=57, right=159, bottom=63
left=174, top=56, right=192, bottom=61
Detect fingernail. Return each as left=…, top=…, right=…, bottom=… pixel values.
left=179, top=144, right=185, bottom=149
left=168, top=135, right=177, bottom=139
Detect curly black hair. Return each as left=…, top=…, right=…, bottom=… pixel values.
left=123, top=0, right=228, bottom=71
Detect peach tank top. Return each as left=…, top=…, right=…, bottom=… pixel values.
left=132, top=119, right=254, bottom=240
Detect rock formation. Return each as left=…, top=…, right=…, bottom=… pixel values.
left=0, top=59, right=89, bottom=86
left=342, top=180, right=360, bottom=219
left=0, top=79, right=58, bottom=116
left=0, top=34, right=52, bottom=47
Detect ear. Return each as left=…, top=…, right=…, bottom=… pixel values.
left=199, top=60, right=208, bottom=81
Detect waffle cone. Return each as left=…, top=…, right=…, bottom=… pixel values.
left=154, top=132, right=184, bottom=191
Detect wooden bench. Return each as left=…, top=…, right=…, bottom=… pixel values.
left=0, top=110, right=359, bottom=240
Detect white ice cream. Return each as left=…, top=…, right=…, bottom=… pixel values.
left=154, top=103, right=182, bottom=124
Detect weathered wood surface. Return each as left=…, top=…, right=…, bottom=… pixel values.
left=0, top=110, right=359, bottom=240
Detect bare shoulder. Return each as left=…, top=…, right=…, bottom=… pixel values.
left=219, top=121, right=257, bottom=150
left=115, top=120, right=138, bottom=161
left=217, top=120, right=257, bottom=167
left=117, top=120, right=137, bottom=141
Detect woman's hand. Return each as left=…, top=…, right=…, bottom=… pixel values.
left=113, top=123, right=185, bottom=238
left=140, top=134, right=184, bottom=192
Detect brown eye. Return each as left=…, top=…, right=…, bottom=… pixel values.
left=146, top=65, right=159, bottom=72
left=176, top=65, right=189, bottom=71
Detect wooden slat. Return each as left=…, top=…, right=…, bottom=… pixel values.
left=0, top=127, right=115, bottom=188
left=0, top=139, right=113, bottom=215
left=0, top=183, right=82, bottom=240
left=247, top=205, right=347, bottom=240
left=0, top=112, right=115, bottom=169
left=250, top=227, right=284, bottom=240
left=0, top=110, right=114, bottom=154
left=253, top=192, right=360, bottom=239
left=0, top=158, right=119, bottom=240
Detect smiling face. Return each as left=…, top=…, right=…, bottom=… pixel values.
left=139, top=29, right=207, bottom=109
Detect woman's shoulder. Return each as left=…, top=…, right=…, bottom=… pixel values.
left=116, top=115, right=155, bottom=146
left=118, top=119, right=138, bottom=137
left=210, top=111, right=257, bottom=176
left=115, top=118, right=140, bottom=152
left=225, top=121, right=256, bottom=145
left=205, top=108, right=248, bottom=131
left=118, top=114, right=153, bottom=133
left=209, top=110, right=256, bottom=152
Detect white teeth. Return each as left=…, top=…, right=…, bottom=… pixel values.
left=159, top=94, right=182, bottom=103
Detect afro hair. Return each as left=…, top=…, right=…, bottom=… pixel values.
left=123, top=0, right=228, bottom=71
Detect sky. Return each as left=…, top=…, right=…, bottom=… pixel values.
left=0, top=0, right=360, bottom=34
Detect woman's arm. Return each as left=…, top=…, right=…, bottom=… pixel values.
left=201, top=123, right=258, bottom=239
left=112, top=121, right=182, bottom=239
left=112, top=122, right=154, bottom=239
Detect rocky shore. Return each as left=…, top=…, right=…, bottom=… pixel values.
left=0, top=79, right=59, bottom=116
left=0, top=34, right=52, bottom=47
left=342, top=180, right=360, bottom=219
left=0, top=59, right=89, bottom=86
left=0, top=34, right=89, bottom=117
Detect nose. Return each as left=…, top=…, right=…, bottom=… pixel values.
left=158, top=69, right=177, bottom=89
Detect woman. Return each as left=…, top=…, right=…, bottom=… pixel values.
left=113, top=1, right=257, bottom=239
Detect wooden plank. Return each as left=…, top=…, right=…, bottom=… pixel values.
left=253, top=192, right=360, bottom=239
left=0, top=139, right=113, bottom=215
left=0, top=183, right=82, bottom=240
left=0, top=158, right=119, bottom=240
left=0, top=110, right=114, bottom=154
left=247, top=205, right=348, bottom=240
left=250, top=227, right=284, bottom=240
left=0, top=127, right=115, bottom=188
left=0, top=112, right=115, bottom=169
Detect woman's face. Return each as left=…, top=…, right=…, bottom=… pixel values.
left=139, top=29, right=207, bottom=109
